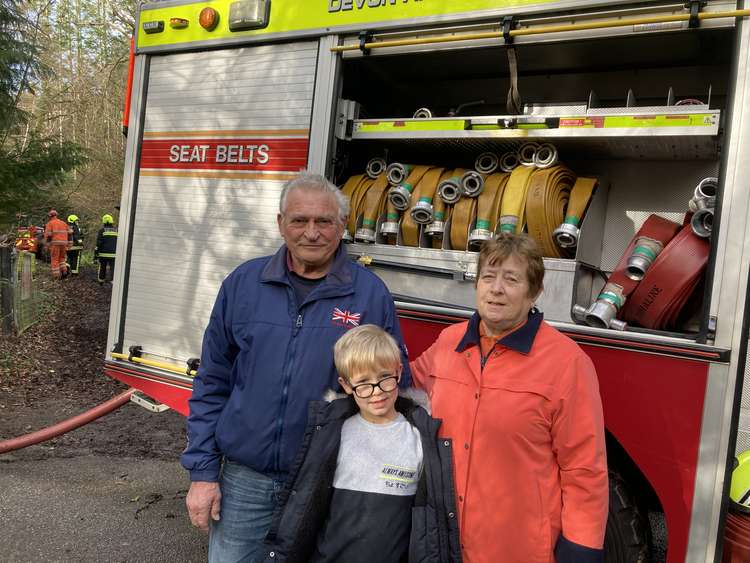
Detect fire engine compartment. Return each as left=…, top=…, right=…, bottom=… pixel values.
left=333, top=25, right=734, bottom=340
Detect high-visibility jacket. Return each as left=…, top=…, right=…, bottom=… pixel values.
left=95, top=226, right=118, bottom=258
left=44, top=218, right=70, bottom=245
left=410, top=310, right=608, bottom=563
left=68, top=222, right=83, bottom=250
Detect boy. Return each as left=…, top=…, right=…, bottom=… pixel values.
left=262, top=325, right=461, bottom=563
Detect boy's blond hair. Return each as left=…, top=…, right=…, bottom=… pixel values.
left=334, top=324, right=401, bottom=380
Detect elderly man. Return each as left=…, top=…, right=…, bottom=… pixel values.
left=182, top=173, right=410, bottom=562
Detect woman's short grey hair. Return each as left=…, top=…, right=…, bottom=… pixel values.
left=279, top=172, right=350, bottom=224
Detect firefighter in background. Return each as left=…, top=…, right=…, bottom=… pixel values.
left=44, top=210, right=71, bottom=280
left=66, top=214, right=84, bottom=275
left=95, top=214, right=118, bottom=284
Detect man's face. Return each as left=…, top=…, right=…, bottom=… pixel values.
left=277, top=189, right=344, bottom=273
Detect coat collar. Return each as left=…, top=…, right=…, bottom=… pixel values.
left=260, top=243, right=353, bottom=288
left=455, top=308, right=544, bottom=355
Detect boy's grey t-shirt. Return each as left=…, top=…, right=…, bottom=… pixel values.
left=310, top=412, right=424, bottom=563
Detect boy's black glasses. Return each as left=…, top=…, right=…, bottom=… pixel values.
left=351, top=375, right=399, bottom=398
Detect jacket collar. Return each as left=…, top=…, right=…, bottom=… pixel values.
left=260, top=243, right=353, bottom=288
left=455, top=308, right=544, bottom=355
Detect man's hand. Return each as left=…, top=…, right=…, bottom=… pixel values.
left=186, top=481, right=222, bottom=533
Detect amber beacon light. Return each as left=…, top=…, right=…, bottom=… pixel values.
left=200, top=7, right=220, bottom=31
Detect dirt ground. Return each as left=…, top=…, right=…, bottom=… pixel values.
left=0, top=263, right=187, bottom=461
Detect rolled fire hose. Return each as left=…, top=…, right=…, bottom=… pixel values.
left=573, top=215, right=682, bottom=330
left=346, top=176, right=375, bottom=240
left=355, top=174, right=391, bottom=243
left=366, top=158, right=387, bottom=179
left=409, top=167, right=446, bottom=225
left=437, top=168, right=467, bottom=205
left=475, top=152, right=499, bottom=174
left=620, top=226, right=710, bottom=330
left=460, top=170, right=485, bottom=198
left=498, top=165, right=536, bottom=234
left=0, top=388, right=136, bottom=454
left=388, top=165, right=431, bottom=211
left=525, top=166, right=577, bottom=258
left=450, top=196, right=478, bottom=251
left=468, top=172, right=509, bottom=250
left=381, top=199, right=400, bottom=243
left=426, top=169, right=457, bottom=242
left=340, top=174, right=365, bottom=242
left=552, top=177, right=598, bottom=249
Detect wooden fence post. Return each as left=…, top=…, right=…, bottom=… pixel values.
left=0, top=246, right=13, bottom=334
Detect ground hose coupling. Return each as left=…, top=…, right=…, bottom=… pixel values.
left=386, top=163, right=412, bottom=186
left=532, top=143, right=558, bottom=169
left=499, top=151, right=520, bottom=172
left=410, top=200, right=434, bottom=224
left=388, top=183, right=414, bottom=211
left=518, top=142, right=540, bottom=167
left=573, top=283, right=627, bottom=330
left=625, top=236, right=664, bottom=281
left=366, top=158, right=386, bottom=179
left=475, top=152, right=499, bottom=174
left=437, top=175, right=463, bottom=204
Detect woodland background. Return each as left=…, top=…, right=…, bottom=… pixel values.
left=1, top=0, right=137, bottom=243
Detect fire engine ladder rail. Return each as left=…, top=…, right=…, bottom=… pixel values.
left=331, top=9, right=750, bottom=53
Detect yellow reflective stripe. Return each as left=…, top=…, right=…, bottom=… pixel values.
left=98, top=253, right=116, bottom=258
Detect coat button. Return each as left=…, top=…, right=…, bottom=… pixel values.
left=290, top=490, right=296, bottom=495
left=466, top=351, right=471, bottom=358
left=464, top=442, right=469, bottom=450
left=315, top=425, right=321, bottom=431
left=459, top=495, right=463, bottom=502
left=448, top=512, right=455, bottom=518
left=474, top=392, right=479, bottom=399
left=269, top=552, right=275, bottom=558
left=443, top=440, right=450, bottom=447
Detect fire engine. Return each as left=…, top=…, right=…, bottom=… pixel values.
left=105, top=1, right=750, bottom=561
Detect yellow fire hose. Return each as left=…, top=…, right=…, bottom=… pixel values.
left=553, top=177, right=598, bottom=249
left=409, top=167, right=446, bottom=224
left=450, top=196, right=478, bottom=251
left=382, top=199, right=400, bottom=244
left=331, top=9, right=750, bottom=53
left=356, top=173, right=391, bottom=243
left=499, top=165, right=536, bottom=234
left=347, top=176, right=374, bottom=239
left=469, top=172, right=509, bottom=250
left=525, top=165, right=577, bottom=257
left=426, top=169, right=457, bottom=246
left=395, top=166, right=434, bottom=246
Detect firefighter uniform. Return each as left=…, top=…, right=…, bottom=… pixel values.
left=44, top=210, right=71, bottom=280
left=95, top=214, right=117, bottom=283
left=67, top=214, right=84, bottom=275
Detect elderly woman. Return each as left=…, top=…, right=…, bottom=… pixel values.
left=411, top=233, right=608, bottom=563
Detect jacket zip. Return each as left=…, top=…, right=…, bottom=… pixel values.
left=273, top=292, right=304, bottom=472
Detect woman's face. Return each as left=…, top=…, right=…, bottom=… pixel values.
left=476, top=254, right=538, bottom=335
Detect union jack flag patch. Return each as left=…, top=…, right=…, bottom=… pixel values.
left=332, top=307, right=361, bottom=328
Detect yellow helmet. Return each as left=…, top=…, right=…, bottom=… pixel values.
left=102, top=214, right=114, bottom=225
left=730, top=450, right=750, bottom=514
left=67, top=214, right=79, bottom=223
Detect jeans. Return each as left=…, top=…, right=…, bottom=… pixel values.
left=209, top=461, right=284, bottom=563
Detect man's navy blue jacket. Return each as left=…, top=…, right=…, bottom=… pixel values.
left=181, top=244, right=411, bottom=482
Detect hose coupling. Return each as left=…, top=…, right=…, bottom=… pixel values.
left=552, top=222, right=580, bottom=248
left=342, top=231, right=354, bottom=243
left=580, top=284, right=627, bottom=330
left=475, top=152, right=499, bottom=174
left=366, top=158, right=386, bottom=179
left=691, top=207, right=714, bottom=238
left=518, top=142, right=540, bottom=167
left=410, top=200, right=434, bottom=224
left=533, top=143, right=558, bottom=169
left=379, top=221, right=399, bottom=236
left=386, top=163, right=412, bottom=186
left=388, top=184, right=413, bottom=211
left=625, top=236, right=664, bottom=281
left=468, top=228, right=493, bottom=250
left=413, top=108, right=433, bottom=119
left=461, top=171, right=485, bottom=198
left=354, top=227, right=377, bottom=244
left=437, top=177, right=462, bottom=204
left=499, top=151, right=520, bottom=172
left=425, top=221, right=446, bottom=238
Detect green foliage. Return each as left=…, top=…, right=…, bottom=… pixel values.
left=0, top=0, right=86, bottom=228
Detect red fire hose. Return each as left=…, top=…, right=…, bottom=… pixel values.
left=0, top=388, right=135, bottom=454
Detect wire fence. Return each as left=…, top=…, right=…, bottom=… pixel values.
left=0, top=246, right=40, bottom=335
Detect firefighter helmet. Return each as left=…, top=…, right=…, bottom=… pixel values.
left=730, top=450, right=750, bottom=514
left=48, top=209, right=58, bottom=217
left=102, top=214, right=114, bottom=225
left=67, top=214, right=79, bottom=223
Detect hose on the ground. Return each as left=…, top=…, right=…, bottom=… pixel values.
left=0, top=388, right=136, bottom=454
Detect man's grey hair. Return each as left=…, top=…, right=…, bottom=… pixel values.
left=279, top=172, right=350, bottom=224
